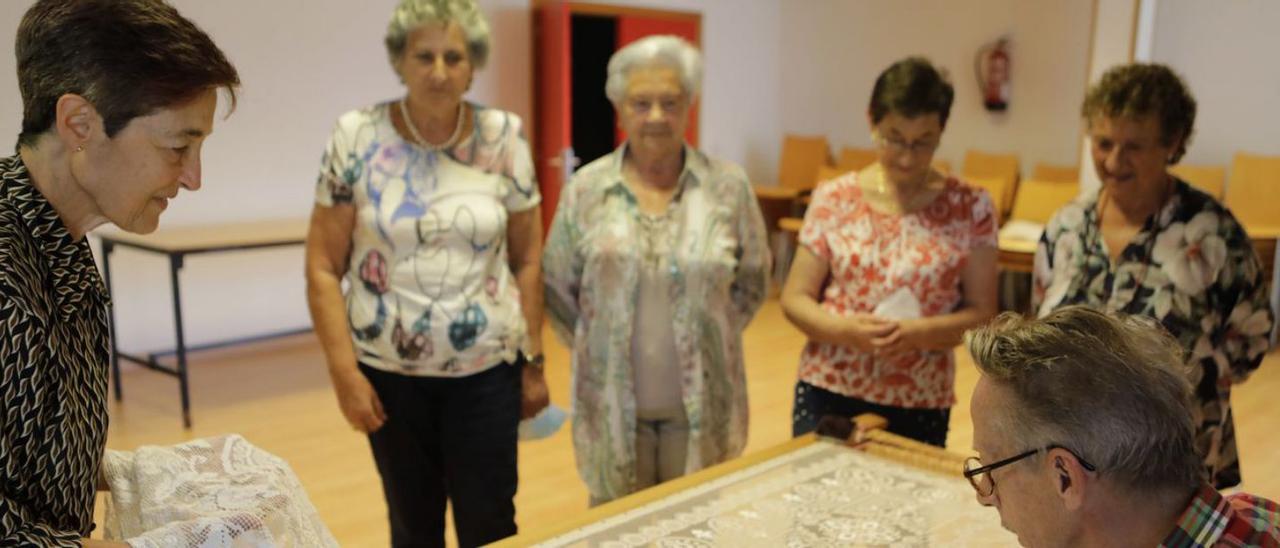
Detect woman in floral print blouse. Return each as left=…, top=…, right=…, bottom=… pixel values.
left=543, top=36, right=770, bottom=505
left=782, top=57, right=999, bottom=447
left=1034, top=63, right=1274, bottom=489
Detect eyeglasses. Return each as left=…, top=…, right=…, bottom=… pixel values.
left=963, top=445, right=1098, bottom=497
left=874, top=133, right=940, bottom=156
left=626, top=96, right=688, bottom=114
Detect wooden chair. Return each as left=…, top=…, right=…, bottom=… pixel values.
left=1008, top=179, right=1079, bottom=225
left=966, top=175, right=1012, bottom=221
left=753, top=134, right=832, bottom=200
left=815, top=165, right=853, bottom=184
left=1031, top=163, right=1079, bottom=184
left=963, top=150, right=1021, bottom=219
left=836, top=147, right=877, bottom=173
left=1169, top=164, right=1226, bottom=199
left=756, top=135, right=831, bottom=290
left=1226, top=153, right=1280, bottom=235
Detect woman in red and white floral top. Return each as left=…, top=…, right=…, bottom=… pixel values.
left=781, top=57, right=998, bottom=446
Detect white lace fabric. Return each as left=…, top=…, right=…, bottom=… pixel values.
left=101, top=434, right=338, bottom=548
left=535, top=438, right=1016, bottom=547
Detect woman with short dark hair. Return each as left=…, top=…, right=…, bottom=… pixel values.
left=1034, top=63, right=1274, bottom=489
left=2, top=0, right=238, bottom=545
left=781, top=57, right=998, bottom=447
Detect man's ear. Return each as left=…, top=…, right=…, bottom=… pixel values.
left=1046, top=448, right=1091, bottom=511
left=54, top=93, right=99, bottom=150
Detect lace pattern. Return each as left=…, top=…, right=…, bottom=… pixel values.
left=535, top=439, right=1015, bottom=547
left=101, top=434, right=337, bottom=547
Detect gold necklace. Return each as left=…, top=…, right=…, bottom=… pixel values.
left=399, top=98, right=465, bottom=151
left=874, top=166, right=930, bottom=214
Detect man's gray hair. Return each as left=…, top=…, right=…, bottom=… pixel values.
left=384, top=0, right=491, bottom=69
left=605, top=35, right=702, bottom=105
left=964, top=306, right=1203, bottom=492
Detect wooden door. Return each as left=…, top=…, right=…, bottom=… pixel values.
left=615, top=12, right=701, bottom=146
left=532, top=0, right=573, bottom=234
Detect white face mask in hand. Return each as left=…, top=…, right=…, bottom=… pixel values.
left=519, top=404, right=568, bottom=441
left=873, top=287, right=922, bottom=320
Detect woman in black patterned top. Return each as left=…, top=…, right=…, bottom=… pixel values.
left=2, top=1, right=238, bottom=545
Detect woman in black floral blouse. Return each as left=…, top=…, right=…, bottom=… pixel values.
left=1034, top=63, right=1273, bottom=489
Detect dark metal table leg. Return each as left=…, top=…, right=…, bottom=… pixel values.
left=169, top=253, right=192, bottom=429
left=101, top=240, right=123, bottom=402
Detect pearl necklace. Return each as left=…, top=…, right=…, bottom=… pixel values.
left=398, top=97, right=465, bottom=151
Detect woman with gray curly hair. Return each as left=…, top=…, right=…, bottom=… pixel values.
left=305, top=0, right=546, bottom=545
left=544, top=35, right=771, bottom=505
left=1034, top=63, right=1273, bottom=489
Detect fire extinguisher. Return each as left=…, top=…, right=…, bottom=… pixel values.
left=975, top=38, right=1011, bottom=112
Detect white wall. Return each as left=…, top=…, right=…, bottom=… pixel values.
left=779, top=0, right=1094, bottom=179
left=1150, top=1, right=1280, bottom=168
left=0, top=0, right=782, bottom=352
left=1079, top=0, right=1143, bottom=194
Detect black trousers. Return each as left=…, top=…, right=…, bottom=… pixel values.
left=361, top=362, right=520, bottom=548
left=791, top=380, right=951, bottom=447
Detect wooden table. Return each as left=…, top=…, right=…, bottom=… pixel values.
left=996, top=236, right=1036, bottom=273
left=96, top=219, right=310, bottom=428
left=494, top=433, right=1014, bottom=547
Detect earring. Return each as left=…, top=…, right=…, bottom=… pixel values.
left=75, top=145, right=84, bottom=152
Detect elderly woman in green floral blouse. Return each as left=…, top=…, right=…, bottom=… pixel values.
left=1034, top=63, right=1274, bottom=489
left=543, top=35, right=770, bottom=505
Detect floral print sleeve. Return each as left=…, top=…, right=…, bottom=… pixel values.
left=1211, top=213, right=1273, bottom=383
left=542, top=177, right=584, bottom=344
left=798, top=181, right=839, bottom=262
left=316, top=117, right=359, bottom=206
left=726, top=165, right=770, bottom=331
left=969, top=191, right=998, bottom=249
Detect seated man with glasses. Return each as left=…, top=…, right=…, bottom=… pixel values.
left=962, top=305, right=1278, bottom=547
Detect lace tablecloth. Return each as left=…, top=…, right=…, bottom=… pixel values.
left=533, top=438, right=1017, bottom=547
left=101, top=434, right=337, bottom=548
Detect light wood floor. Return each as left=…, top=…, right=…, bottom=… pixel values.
left=96, top=298, right=1280, bottom=546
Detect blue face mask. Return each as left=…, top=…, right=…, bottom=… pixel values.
left=519, top=403, right=568, bottom=441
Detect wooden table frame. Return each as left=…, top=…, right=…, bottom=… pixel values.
left=97, top=220, right=309, bottom=428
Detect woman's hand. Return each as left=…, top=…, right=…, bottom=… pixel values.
left=331, top=369, right=387, bottom=433
left=841, top=314, right=899, bottom=352
left=521, top=364, right=550, bottom=420
left=870, top=318, right=930, bottom=354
